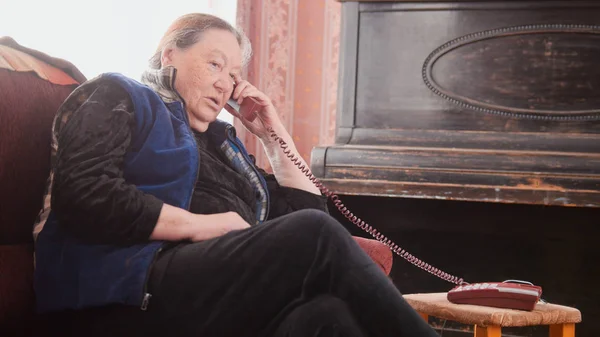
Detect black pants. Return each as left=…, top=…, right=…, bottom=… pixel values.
left=37, top=209, right=438, bottom=337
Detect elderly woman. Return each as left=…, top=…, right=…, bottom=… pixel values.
left=34, top=13, right=439, bottom=337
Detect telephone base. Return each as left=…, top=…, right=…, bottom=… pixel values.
left=447, top=281, right=543, bottom=311
left=447, top=296, right=536, bottom=311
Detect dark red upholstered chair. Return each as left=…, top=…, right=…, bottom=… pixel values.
left=0, top=37, right=84, bottom=336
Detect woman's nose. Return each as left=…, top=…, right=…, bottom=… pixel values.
left=215, top=76, right=234, bottom=94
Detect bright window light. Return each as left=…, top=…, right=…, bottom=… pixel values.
left=0, top=0, right=238, bottom=123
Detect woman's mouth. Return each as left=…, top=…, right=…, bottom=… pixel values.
left=204, top=97, right=220, bottom=110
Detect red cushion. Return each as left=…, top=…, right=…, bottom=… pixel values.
left=353, top=236, right=393, bottom=275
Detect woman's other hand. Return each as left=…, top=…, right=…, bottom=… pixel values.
left=190, top=212, right=251, bottom=242
left=151, top=205, right=251, bottom=242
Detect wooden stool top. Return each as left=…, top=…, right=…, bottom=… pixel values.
left=404, top=293, right=581, bottom=327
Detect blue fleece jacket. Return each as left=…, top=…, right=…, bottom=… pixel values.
left=34, top=73, right=268, bottom=312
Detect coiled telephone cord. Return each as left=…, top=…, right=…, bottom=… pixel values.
left=268, top=127, right=466, bottom=286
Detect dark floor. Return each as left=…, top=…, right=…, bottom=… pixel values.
left=327, top=195, right=599, bottom=337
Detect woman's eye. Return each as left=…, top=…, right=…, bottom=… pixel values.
left=210, top=62, right=221, bottom=70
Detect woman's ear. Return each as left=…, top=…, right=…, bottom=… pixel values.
left=161, top=46, right=176, bottom=67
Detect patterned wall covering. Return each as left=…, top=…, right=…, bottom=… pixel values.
left=236, top=0, right=340, bottom=171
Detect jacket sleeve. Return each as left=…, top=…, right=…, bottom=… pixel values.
left=250, top=157, right=329, bottom=220
left=51, top=79, right=164, bottom=245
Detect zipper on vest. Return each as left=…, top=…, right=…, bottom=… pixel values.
left=141, top=293, right=152, bottom=311
left=139, top=102, right=197, bottom=311
left=140, top=246, right=162, bottom=311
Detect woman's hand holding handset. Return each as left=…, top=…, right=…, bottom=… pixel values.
left=223, top=78, right=283, bottom=141
left=224, top=78, right=321, bottom=196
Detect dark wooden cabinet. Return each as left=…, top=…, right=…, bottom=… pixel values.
left=314, top=3, right=600, bottom=335
left=311, top=0, right=600, bottom=207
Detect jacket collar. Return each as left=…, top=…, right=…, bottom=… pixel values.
left=141, top=66, right=183, bottom=103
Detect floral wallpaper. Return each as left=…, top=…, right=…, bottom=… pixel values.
left=236, top=0, right=340, bottom=171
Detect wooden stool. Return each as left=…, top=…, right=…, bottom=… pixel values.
left=404, top=293, right=581, bottom=337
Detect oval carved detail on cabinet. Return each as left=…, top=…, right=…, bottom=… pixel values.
left=422, top=24, right=600, bottom=120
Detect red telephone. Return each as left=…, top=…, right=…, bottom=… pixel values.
left=447, top=280, right=543, bottom=311
left=227, top=96, right=544, bottom=311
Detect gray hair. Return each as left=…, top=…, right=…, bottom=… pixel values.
left=149, top=13, right=252, bottom=69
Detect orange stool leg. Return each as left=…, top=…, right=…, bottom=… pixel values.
left=550, top=323, right=575, bottom=337
left=418, top=312, right=429, bottom=322
left=474, top=325, right=501, bottom=337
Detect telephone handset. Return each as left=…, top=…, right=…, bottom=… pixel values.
left=225, top=97, right=259, bottom=122
left=226, top=96, right=544, bottom=311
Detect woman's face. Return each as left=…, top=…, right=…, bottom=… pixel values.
left=161, top=29, right=243, bottom=132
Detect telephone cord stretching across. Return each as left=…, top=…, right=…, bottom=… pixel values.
left=268, top=127, right=466, bottom=286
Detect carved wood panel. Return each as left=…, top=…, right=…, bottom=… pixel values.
left=423, top=24, right=600, bottom=120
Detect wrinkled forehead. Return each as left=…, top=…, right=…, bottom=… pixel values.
left=193, top=29, right=243, bottom=68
